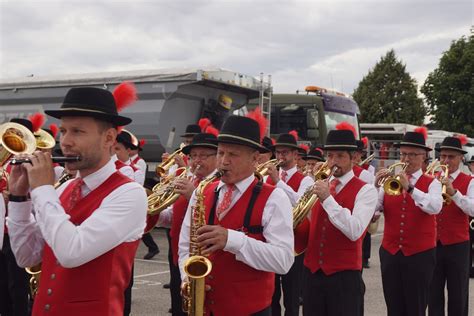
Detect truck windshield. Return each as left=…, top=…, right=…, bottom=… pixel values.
left=324, top=110, right=359, bottom=139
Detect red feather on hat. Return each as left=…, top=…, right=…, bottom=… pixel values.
left=455, top=134, right=468, bottom=145
left=361, top=136, right=368, bottom=148
left=205, top=125, right=219, bottom=137
left=414, top=126, right=428, bottom=141
left=271, top=138, right=276, bottom=145
left=113, top=82, right=138, bottom=112
left=299, top=144, right=309, bottom=153
left=49, top=124, right=59, bottom=138
left=139, top=139, right=146, bottom=148
left=28, top=113, right=45, bottom=133
left=289, top=130, right=299, bottom=141
left=198, top=118, right=211, bottom=132
left=335, top=121, right=356, bottom=137
left=246, top=108, right=268, bottom=141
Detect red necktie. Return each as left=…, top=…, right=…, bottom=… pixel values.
left=329, top=178, right=340, bottom=196
left=281, top=170, right=288, bottom=183
left=65, top=178, right=84, bottom=212
left=217, top=184, right=235, bottom=215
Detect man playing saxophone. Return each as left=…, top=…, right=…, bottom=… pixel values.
left=295, top=127, right=377, bottom=316
left=375, top=127, right=442, bottom=316
left=428, top=136, right=474, bottom=316
left=178, top=116, right=294, bottom=316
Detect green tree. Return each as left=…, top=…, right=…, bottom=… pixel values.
left=353, top=49, right=426, bottom=125
left=421, top=35, right=474, bottom=137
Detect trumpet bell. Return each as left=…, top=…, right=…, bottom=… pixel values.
left=35, top=128, right=56, bottom=149
left=383, top=177, right=403, bottom=196
left=0, top=122, right=36, bottom=166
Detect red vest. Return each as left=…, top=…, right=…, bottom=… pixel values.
left=170, top=195, right=189, bottom=265
left=304, top=176, right=366, bottom=275
left=201, top=179, right=275, bottom=316
left=437, top=172, right=472, bottom=245
left=131, top=156, right=141, bottom=165
left=266, top=170, right=305, bottom=192
left=353, top=165, right=364, bottom=178
left=361, top=164, right=370, bottom=170
left=382, top=174, right=436, bottom=256
left=115, top=159, right=138, bottom=172
left=33, top=172, right=138, bottom=316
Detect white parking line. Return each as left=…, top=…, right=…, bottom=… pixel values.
left=134, top=271, right=170, bottom=278
left=135, top=258, right=170, bottom=264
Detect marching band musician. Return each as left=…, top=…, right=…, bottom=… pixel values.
left=258, top=136, right=274, bottom=164
left=6, top=86, right=147, bottom=316
left=166, top=124, right=201, bottom=177
left=178, top=116, right=294, bottom=316
left=266, top=132, right=314, bottom=316
left=0, top=118, right=34, bottom=316
left=158, top=132, right=218, bottom=316
left=353, top=140, right=375, bottom=185
left=296, top=144, right=309, bottom=173
left=358, top=137, right=375, bottom=176
left=428, top=136, right=474, bottom=316
left=112, top=131, right=135, bottom=181
left=375, top=127, right=442, bottom=316
left=467, top=155, right=474, bottom=175
left=295, top=128, right=378, bottom=316
left=301, top=147, right=325, bottom=179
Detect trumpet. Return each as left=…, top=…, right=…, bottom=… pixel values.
left=359, top=153, right=375, bottom=166
left=377, top=162, right=408, bottom=196
left=426, top=159, right=451, bottom=204
left=256, top=159, right=281, bottom=178
left=156, top=148, right=184, bottom=177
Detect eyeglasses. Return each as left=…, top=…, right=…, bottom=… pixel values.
left=399, top=153, right=425, bottom=158
left=189, top=153, right=216, bottom=160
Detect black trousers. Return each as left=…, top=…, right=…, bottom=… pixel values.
left=428, top=241, right=469, bottom=316
left=303, top=269, right=364, bottom=316
left=271, top=254, right=303, bottom=316
left=362, top=233, right=371, bottom=262
left=142, top=232, right=159, bottom=252
left=380, top=246, right=436, bottom=316
left=170, top=262, right=186, bottom=316
left=0, top=234, right=29, bottom=316
left=470, top=222, right=474, bottom=276
left=123, top=264, right=134, bottom=316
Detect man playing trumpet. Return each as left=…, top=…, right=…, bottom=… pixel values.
left=375, top=127, right=442, bottom=316
left=428, top=135, right=474, bottom=316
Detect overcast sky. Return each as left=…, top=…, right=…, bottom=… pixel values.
left=0, top=0, right=472, bottom=94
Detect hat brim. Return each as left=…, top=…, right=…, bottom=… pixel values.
left=45, top=108, right=132, bottom=126
left=182, top=143, right=218, bottom=155
left=323, top=144, right=358, bottom=151
left=271, top=143, right=300, bottom=150
left=435, top=146, right=467, bottom=154
left=394, top=142, right=432, bottom=151
left=217, top=135, right=268, bottom=153
left=180, top=133, right=199, bottom=137
left=302, top=155, right=325, bottom=162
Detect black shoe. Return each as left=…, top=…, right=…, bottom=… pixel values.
left=168, top=308, right=172, bottom=313
left=144, top=249, right=159, bottom=260
left=299, top=296, right=303, bottom=305
left=163, top=283, right=170, bottom=289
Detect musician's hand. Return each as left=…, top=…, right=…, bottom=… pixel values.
left=174, top=155, right=186, bottom=168
left=8, top=154, right=30, bottom=196
left=22, top=151, right=55, bottom=190
left=398, top=172, right=409, bottom=191
left=441, top=177, right=456, bottom=196
left=372, top=212, right=381, bottom=223
left=375, top=168, right=390, bottom=188
left=196, top=225, right=228, bottom=255
left=161, top=152, right=170, bottom=161
left=313, top=180, right=330, bottom=201
left=267, top=164, right=279, bottom=184
left=174, top=178, right=194, bottom=200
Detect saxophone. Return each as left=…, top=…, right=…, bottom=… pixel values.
left=182, top=170, right=223, bottom=316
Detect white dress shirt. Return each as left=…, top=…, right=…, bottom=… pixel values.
left=441, top=168, right=474, bottom=216
left=0, top=195, right=5, bottom=250
left=6, top=159, right=147, bottom=268
left=358, top=168, right=375, bottom=185
left=276, top=165, right=314, bottom=206
left=53, top=165, right=65, bottom=183
left=131, top=154, right=147, bottom=173
left=178, top=173, right=294, bottom=280
left=321, top=170, right=378, bottom=241
left=376, top=168, right=443, bottom=215
left=111, top=154, right=135, bottom=181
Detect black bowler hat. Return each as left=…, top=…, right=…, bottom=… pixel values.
left=303, top=147, right=325, bottom=162
left=467, top=156, right=474, bottom=163
left=180, top=124, right=201, bottom=137
left=324, top=130, right=358, bottom=151
left=182, top=133, right=218, bottom=155
left=271, top=133, right=299, bottom=150
left=117, top=131, right=134, bottom=148
left=436, top=136, right=468, bottom=154
left=45, top=87, right=132, bottom=126
left=261, top=136, right=274, bottom=153
left=121, top=129, right=139, bottom=150
left=394, top=127, right=431, bottom=151
left=10, top=118, right=33, bottom=133
left=217, top=116, right=267, bottom=153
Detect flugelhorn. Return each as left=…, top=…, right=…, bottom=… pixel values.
left=426, top=159, right=451, bottom=204
left=377, top=162, right=408, bottom=196
left=35, top=128, right=56, bottom=150
left=359, top=153, right=375, bottom=166
left=0, top=122, right=36, bottom=166
left=148, top=167, right=190, bottom=216
left=256, top=159, right=281, bottom=178
left=156, top=148, right=184, bottom=177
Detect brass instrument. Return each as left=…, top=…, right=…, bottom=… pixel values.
left=54, top=170, right=75, bottom=189
left=182, top=170, right=223, bottom=316
left=255, top=159, right=281, bottom=178
left=426, top=159, right=451, bottom=204
left=34, top=128, right=56, bottom=150
left=25, top=263, right=41, bottom=298
left=359, top=153, right=375, bottom=166
left=293, top=162, right=337, bottom=229
left=470, top=219, right=474, bottom=230
left=377, top=162, right=408, bottom=196
left=156, top=148, right=184, bottom=177
left=148, top=167, right=188, bottom=216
